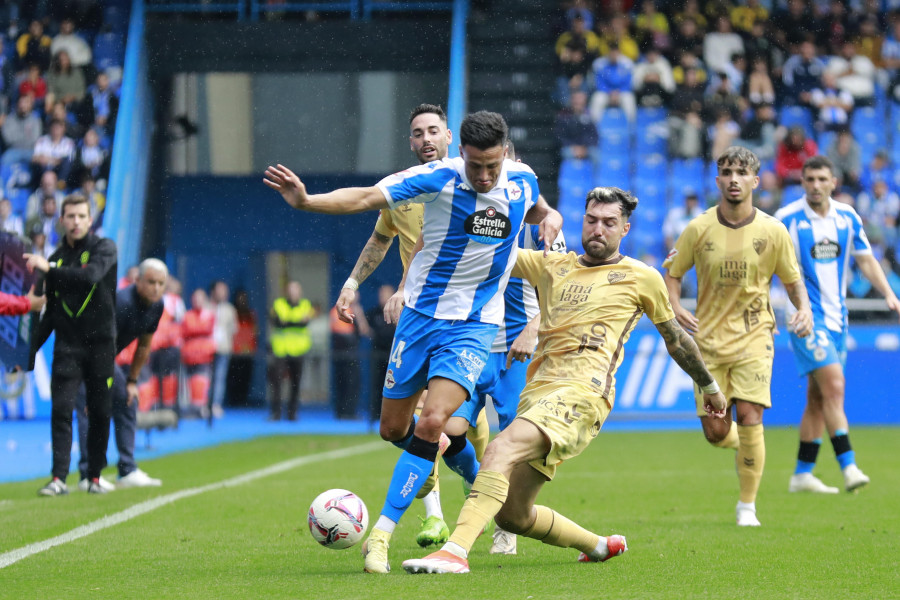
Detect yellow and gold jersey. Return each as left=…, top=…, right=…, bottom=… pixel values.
left=513, top=249, right=675, bottom=409
left=373, top=203, right=424, bottom=271
left=662, top=206, right=801, bottom=363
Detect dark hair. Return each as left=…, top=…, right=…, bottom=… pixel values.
left=61, top=193, right=90, bottom=217
left=459, top=111, right=508, bottom=150
left=585, top=187, right=638, bottom=220
left=716, top=146, right=761, bottom=174
left=802, top=155, right=835, bottom=175
left=409, top=103, right=447, bottom=125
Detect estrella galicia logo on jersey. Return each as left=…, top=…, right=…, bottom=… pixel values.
left=607, top=271, right=626, bottom=284
left=752, top=238, right=767, bottom=255
left=507, top=181, right=522, bottom=201
left=811, top=238, right=841, bottom=261
left=464, top=207, right=511, bottom=245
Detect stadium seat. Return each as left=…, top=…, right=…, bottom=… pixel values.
left=599, top=108, right=631, bottom=135
left=93, top=32, right=126, bottom=72
left=782, top=184, right=805, bottom=203
left=635, top=106, right=666, bottom=128
left=779, top=105, right=815, bottom=138
left=103, top=5, right=130, bottom=33
left=1, top=161, right=32, bottom=191
left=851, top=106, right=887, bottom=164
left=6, top=188, right=29, bottom=216
left=667, top=158, right=705, bottom=201
left=594, top=156, right=631, bottom=189
left=635, top=121, right=668, bottom=155
left=633, top=177, right=666, bottom=208
left=634, top=153, right=667, bottom=181
left=817, top=130, right=837, bottom=153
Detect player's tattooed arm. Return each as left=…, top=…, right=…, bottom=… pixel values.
left=657, top=318, right=726, bottom=416
left=351, top=231, right=394, bottom=283
left=335, top=230, right=394, bottom=324
left=655, top=318, right=715, bottom=387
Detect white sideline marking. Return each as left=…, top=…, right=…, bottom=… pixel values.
left=0, top=440, right=385, bottom=569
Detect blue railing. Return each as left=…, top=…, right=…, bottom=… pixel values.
left=105, top=0, right=154, bottom=275
left=145, top=0, right=451, bottom=20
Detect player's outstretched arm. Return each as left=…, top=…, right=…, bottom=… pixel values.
left=655, top=318, right=726, bottom=417
left=783, top=279, right=813, bottom=337
left=855, top=253, right=900, bottom=321
left=663, top=272, right=699, bottom=335
left=525, top=196, right=563, bottom=256
left=264, top=164, right=387, bottom=214
left=334, top=230, right=394, bottom=323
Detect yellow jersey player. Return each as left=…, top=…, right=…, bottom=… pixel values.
left=401, top=186, right=727, bottom=574
left=662, top=146, right=814, bottom=527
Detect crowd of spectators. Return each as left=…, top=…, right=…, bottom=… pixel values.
left=0, top=2, right=123, bottom=257
left=554, top=0, right=900, bottom=295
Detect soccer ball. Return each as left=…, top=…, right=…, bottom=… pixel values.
left=307, top=489, right=369, bottom=550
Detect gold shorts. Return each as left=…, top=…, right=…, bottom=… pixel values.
left=517, top=380, right=611, bottom=480
left=694, top=353, right=774, bottom=416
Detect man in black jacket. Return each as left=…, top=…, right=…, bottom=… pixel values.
left=26, top=193, right=118, bottom=496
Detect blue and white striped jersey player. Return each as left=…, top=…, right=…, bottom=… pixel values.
left=775, top=156, right=900, bottom=495
left=445, top=219, right=566, bottom=555
left=264, top=111, right=563, bottom=574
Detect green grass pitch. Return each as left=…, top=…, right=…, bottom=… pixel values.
left=1, top=427, right=897, bottom=599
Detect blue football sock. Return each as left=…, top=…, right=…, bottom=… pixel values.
left=380, top=450, right=434, bottom=523
left=831, top=431, right=855, bottom=470
left=836, top=450, right=856, bottom=470
left=442, top=438, right=480, bottom=485
left=795, top=439, right=821, bottom=475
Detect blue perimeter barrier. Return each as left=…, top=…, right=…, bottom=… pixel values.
left=4, top=324, right=898, bottom=426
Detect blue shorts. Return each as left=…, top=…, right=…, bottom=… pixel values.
left=789, top=326, right=847, bottom=376
left=382, top=308, right=498, bottom=400
left=452, top=352, right=530, bottom=430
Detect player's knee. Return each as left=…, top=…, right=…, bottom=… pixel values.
left=494, top=509, right=528, bottom=535
left=701, top=421, right=727, bottom=444
left=378, top=420, right=408, bottom=442
left=415, top=411, right=449, bottom=438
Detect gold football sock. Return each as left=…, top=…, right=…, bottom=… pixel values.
left=468, top=409, right=490, bottom=461
left=416, top=466, right=439, bottom=499
left=714, top=421, right=739, bottom=449
left=522, top=504, right=599, bottom=555
left=737, top=424, right=765, bottom=504
left=447, top=470, right=508, bottom=552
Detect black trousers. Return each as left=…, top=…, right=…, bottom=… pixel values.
left=50, top=341, right=115, bottom=481
left=267, top=355, right=303, bottom=418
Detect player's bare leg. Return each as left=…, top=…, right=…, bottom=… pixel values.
left=800, top=364, right=867, bottom=491
left=700, top=406, right=738, bottom=449
left=790, top=372, right=840, bottom=493
left=403, top=418, right=626, bottom=573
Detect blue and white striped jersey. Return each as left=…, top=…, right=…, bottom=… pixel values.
left=775, top=197, right=872, bottom=332
left=491, top=225, right=566, bottom=353
left=376, top=156, right=539, bottom=325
